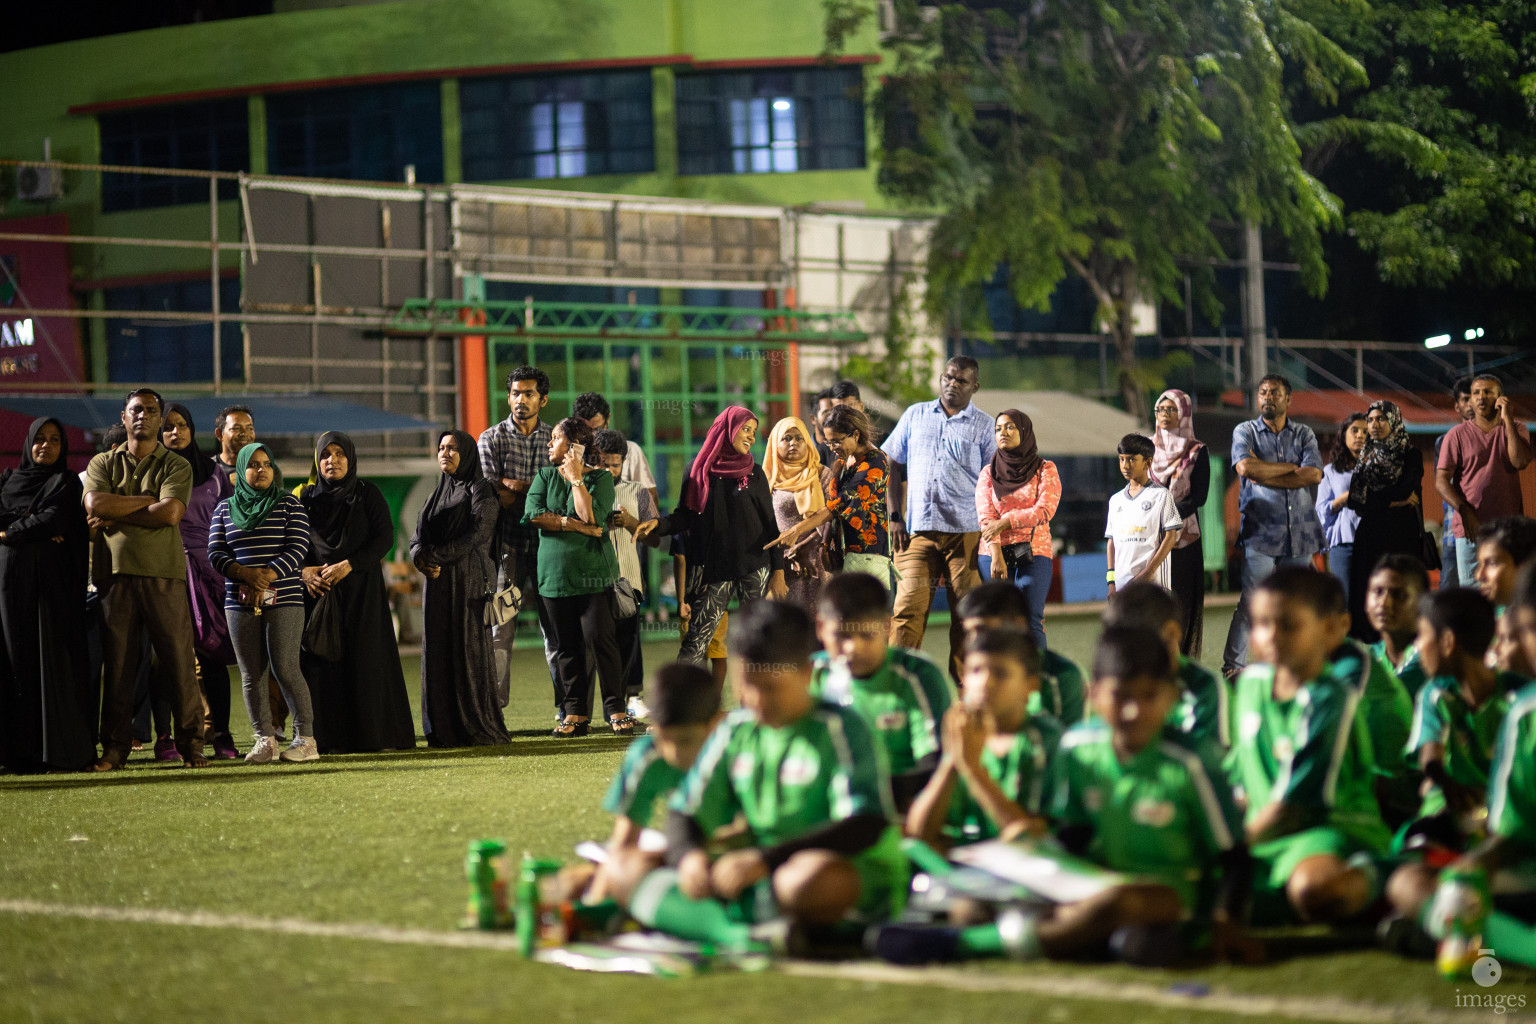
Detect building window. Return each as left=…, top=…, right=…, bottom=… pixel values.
left=676, top=67, right=866, bottom=175
left=98, top=99, right=249, bottom=212
left=266, top=82, right=443, bottom=182
left=459, top=71, right=654, bottom=181
left=105, top=278, right=242, bottom=383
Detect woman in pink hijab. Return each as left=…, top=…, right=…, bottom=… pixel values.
left=1151, top=389, right=1211, bottom=656
left=637, top=407, right=788, bottom=665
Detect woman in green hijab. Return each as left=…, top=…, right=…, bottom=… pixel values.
left=208, top=443, right=319, bottom=764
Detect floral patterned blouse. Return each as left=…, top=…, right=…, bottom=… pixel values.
left=975, top=460, right=1061, bottom=558
left=825, top=448, right=889, bottom=558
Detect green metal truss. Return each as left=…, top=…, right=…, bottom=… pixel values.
left=384, top=298, right=866, bottom=345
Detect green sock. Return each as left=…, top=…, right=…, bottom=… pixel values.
left=956, top=909, right=1042, bottom=960
left=1485, top=912, right=1536, bottom=968
left=628, top=870, right=752, bottom=949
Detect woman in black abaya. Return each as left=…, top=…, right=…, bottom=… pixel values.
left=410, top=430, right=508, bottom=747
left=0, top=418, right=94, bottom=772
left=299, top=431, right=416, bottom=753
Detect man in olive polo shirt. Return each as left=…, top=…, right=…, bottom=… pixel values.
left=84, top=388, right=207, bottom=770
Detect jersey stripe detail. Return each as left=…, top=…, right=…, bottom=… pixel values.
left=1159, top=741, right=1234, bottom=851
left=616, top=744, right=660, bottom=816
left=890, top=662, right=937, bottom=736
left=1488, top=690, right=1536, bottom=831
left=1321, top=684, right=1363, bottom=808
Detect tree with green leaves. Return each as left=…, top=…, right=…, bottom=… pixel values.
left=826, top=0, right=1367, bottom=417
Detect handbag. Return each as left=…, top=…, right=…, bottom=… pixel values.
left=611, top=576, right=639, bottom=619
left=482, top=529, right=523, bottom=628
left=1421, top=530, right=1441, bottom=571
left=302, top=588, right=345, bottom=662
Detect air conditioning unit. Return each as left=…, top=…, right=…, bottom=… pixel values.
left=16, top=165, right=62, bottom=202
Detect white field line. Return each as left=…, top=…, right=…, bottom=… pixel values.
left=1, top=899, right=1526, bottom=1024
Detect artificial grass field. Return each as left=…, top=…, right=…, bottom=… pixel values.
left=4, top=606, right=1535, bottom=1024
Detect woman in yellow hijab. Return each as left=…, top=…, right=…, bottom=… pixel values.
left=763, top=416, right=834, bottom=610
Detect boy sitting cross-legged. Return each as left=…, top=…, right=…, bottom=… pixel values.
left=811, top=572, right=953, bottom=808
left=872, top=626, right=1254, bottom=966
left=575, top=662, right=723, bottom=906
left=1230, top=568, right=1392, bottom=925
left=1103, top=581, right=1228, bottom=749
left=905, top=627, right=1062, bottom=851
left=1424, top=563, right=1536, bottom=974
left=616, top=600, right=906, bottom=951
left=957, top=582, right=1087, bottom=725
left=1381, top=590, right=1513, bottom=951
left=1366, top=554, right=1432, bottom=699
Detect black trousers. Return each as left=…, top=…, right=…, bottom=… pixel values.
left=542, top=591, right=625, bottom=720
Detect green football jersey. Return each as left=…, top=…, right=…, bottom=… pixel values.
left=1169, top=657, right=1230, bottom=749
left=1330, top=639, right=1413, bottom=777
left=602, top=734, right=685, bottom=827
left=944, top=714, right=1065, bottom=846
left=810, top=647, right=953, bottom=774
left=1047, top=721, right=1242, bottom=912
left=1371, top=640, right=1428, bottom=698
left=1406, top=676, right=1512, bottom=818
left=1487, top=681, right=1536, bottom=846
left=1032, top=648, right=1086, bottom=725
left=670, top=701, right=898, bottom=848
left=1228, top=665, right=1389, bottom=852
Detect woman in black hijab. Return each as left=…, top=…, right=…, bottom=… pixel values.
left=298, top=431, right=416, bottom=753
left=410, top=430, right=508, bottom=747
left=0, top=417, right=94, bottom=772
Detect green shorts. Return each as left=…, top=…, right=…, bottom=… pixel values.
left=1250, top=826, right=1365, bottom=893
left=723, top=832, right=909, bottom=926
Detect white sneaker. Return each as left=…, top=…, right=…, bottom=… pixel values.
left=280, top=736, right=319, bottom=763
left=627, top=695, right=651, bottom=722
left=245, top=736, right=278, bottom=764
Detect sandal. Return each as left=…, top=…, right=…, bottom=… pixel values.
left=608, top=714, right=639, bottom=736
left=552, top=718, right=590, bottom=738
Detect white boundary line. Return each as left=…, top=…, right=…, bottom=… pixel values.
left=0, top=899, right=1527, bottom=1024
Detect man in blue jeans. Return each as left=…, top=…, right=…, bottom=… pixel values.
left=1221, top=373, right=1325, bottom=678
left=1437, top=376, right=1475, bottom=589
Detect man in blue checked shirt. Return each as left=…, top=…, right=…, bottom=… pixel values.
left=883, top=356, right=997, bottom=680
left=1221, top=373, right=1325, bottom=678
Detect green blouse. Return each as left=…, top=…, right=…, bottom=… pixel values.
left=522, top=465, right=619, bottom=598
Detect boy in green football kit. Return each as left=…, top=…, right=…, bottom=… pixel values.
left=810, top=572, right=953, bottom=806
left=581, top=662, right=723, bottom=904
left=957, top=582, right=1086, bottom=725
left=1426, top=564, right=1536, bottom=974
left=623, top=600, right=905, bottom=950
left=1103, top=581, right=1229, bottom=748
left=1229, top=568, right=1391, bottom=925
left=872, top=626, right=1254, bottom=966
left=1382, top=590, right=1512, bottom=934
left=905, top=628, right=1062, bottom=849
left=1365, top=555, right=1430, bottom=698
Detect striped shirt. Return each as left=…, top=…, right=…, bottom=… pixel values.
left=208, top=495, right=312, bottom=610
left=477, top=417, right=553, bottom=552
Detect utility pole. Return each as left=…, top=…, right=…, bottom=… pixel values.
left=1243, top=219, right=1268, bottom=414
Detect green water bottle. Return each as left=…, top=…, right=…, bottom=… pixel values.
left=465, top=839, right=508, bottom=930
left=516, top=854, right=562, bottom=956
left=1434, top=866, right=1490, bottom=979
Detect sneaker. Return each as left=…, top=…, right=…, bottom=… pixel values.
left=152, top=735, right=182, bottom=763
left=627, top=695, right=651, bottom=722
left=280, top=737, right=319, bottom=763
left=245, top=736, right=278, bottom=764
left=211, top=736, right=240, bottom=760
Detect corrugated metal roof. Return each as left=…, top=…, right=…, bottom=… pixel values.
left=971, top=390, right=1148, bottom=457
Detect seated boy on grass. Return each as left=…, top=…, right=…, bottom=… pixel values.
left=1230, top=568, right=1391, bottom=925
left=1422, top=562, right=1536, bottom=974
left=615, top=600, right=906, bottom=951
left=811, top=572, right=953, bottom=808
left=874, top=626, right=1253, bottom=965
left=570, top=662, right=723, bottom=905
left=1383, top=590, right=1513, bottom=945
left=957, top=582, right=1086, bottom=725
left=1104, top=581, right=1228, bottom=749
left=905, top=627, right=1062, bottom=851
left=1366, top=554, right=1431, bottom=698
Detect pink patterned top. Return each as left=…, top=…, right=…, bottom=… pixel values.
left=975, top=460, right=1061, bottom=557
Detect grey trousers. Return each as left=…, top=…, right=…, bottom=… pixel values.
left=492, top=544, right=559, bottom=709
left=227, top=605, right=313, bottom=739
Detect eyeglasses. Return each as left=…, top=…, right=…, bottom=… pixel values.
left=1154, top=405, right=1179, bottom=414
